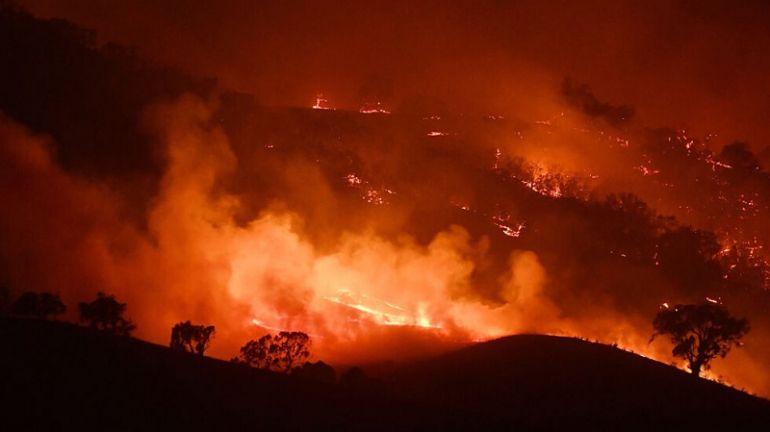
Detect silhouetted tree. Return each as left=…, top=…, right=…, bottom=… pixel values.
left=170, top=321, right=216, bottom=355
left=234, top=331, right=311, bottom=373
left=657, top=228, right=722, bottom=294
left=651, top=303, right=749, bottom=376
left=718, top=142, right=761, bottom=173
left=232, top=335, right=273, bottom=369
left=10, top=291, right=66, bottom=319
left=340, top=366, right=369, bottom=389
left=79, top=292, right=136, bottom=336
left=294, top=361, right=336, bottom=383
left=719, top=245, right=770, bottom=292
left=339, top=366, right=388, bottom=395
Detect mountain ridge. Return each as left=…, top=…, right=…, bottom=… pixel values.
left=2, top=318, right=768, bottom=430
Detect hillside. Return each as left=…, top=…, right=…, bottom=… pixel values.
left=386, top=334, right=770, bottom=430
left=2, top=318, right=768, bottom=431
left=0, top=318, right=433, bottom=430
left=3, top=0, right=770, bottom=407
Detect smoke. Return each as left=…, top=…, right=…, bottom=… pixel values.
left=19, top=0, right=770, bottom=146
left=0, top=97, right=569, bottom=363
left=4, top=0, right=770, bottom=397
left=3, top=87, right=770, bottom=394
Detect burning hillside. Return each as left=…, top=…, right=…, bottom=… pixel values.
left=2, top=0, right=770, bottom=401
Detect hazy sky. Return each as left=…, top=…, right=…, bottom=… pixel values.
left=20, top=0, right=770, bottom=146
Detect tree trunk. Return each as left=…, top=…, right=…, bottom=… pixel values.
left=690, top=361, right=702, bottom=377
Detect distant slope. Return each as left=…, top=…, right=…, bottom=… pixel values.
left=2, top=319, right=768, bottom=431
left=0, top=2, right=214, bottom=199
left=388, top=334, right=770, bottom=430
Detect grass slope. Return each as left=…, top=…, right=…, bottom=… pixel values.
left=388, top=334, right=770, bottom=430
left=2, top=318, right=768, bottom=431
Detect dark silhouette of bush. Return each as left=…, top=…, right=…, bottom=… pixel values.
left=340, top=366, right=370, bottom=388
left=170, top=321, right=215, bottom=355
left=339, top=366, right=389, bottom=397
left=293, top=361, right=336, bottom=383
left=78, top=292, right=136, bottom=336
left=233, top=331, right=311, bottom=373
left=718, top=141, right=761, bottom=173
left=10, top=291, right=66, bottom=319
left=651, top=302, right=749, bottom=376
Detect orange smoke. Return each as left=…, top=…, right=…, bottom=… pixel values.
left=0, top=97, right=563, bottom=363
left=2, top=94, right=769, bottom=396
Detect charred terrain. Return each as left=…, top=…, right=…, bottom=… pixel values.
left=3, top=1, right=770, bottom=428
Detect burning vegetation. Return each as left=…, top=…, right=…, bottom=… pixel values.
left=2, top=1, right=770, bottom=400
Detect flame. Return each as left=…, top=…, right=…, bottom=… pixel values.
left=343, top=172, right=395, bottom=205
left=2, top=95, right=769, bottom=394
left=312, top=93, right=334, bottom=110
left=519, top=163, right=566, bottom=198
left=427, top=131, right=451, bottom=137
left=359, top=101, right=391, bottom=114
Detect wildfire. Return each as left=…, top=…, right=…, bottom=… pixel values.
left=251, top=318, right=283, bottom=332
left=343, top=172, right=395, bottom=205
left=520, top=176, right=564, bottom=198
left=427, top=131, right=451, bottom=137
left=323, top=290, right=441, bottom=329
left=491, top=214, right=526, bottom=238
left=312, top=93, right=335, bottom=110
left=634, top=164, right=660, bottom=176
left=359, top=101, right=391, bottom=114
left=493, top=147, right=502, bottom=169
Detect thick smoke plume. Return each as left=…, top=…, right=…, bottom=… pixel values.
left=3, top=0, right=770, bottom=398
left=20, top=0, right=770, bottom=147
left=3, top=90, right=767, bottom=395
left=0, top=98, right=572, bottom=364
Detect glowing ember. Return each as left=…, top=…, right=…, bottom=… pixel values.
left=493, top=147, right=502, bottom=169
left=312, top=93, right=335, bottom=110
left=345, top=173, right=363, bottom=186
left=491, top=214, right=526, bottom=238
left=427, top=131, right=451, bottom=137
left=634, top=165, right=660, bottom=176
left=343, top=172, right=394, bottom=205
left=359, top=101, right=391, bottom=114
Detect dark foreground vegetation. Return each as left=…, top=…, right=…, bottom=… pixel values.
left=2, top=318, right=768, bottom=431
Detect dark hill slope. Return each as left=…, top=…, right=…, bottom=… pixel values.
left=388, top=334, right=770, bottom=430
left=0, top=318, right=441, bottom=431
left=3, top=319, right=769, bottom=431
